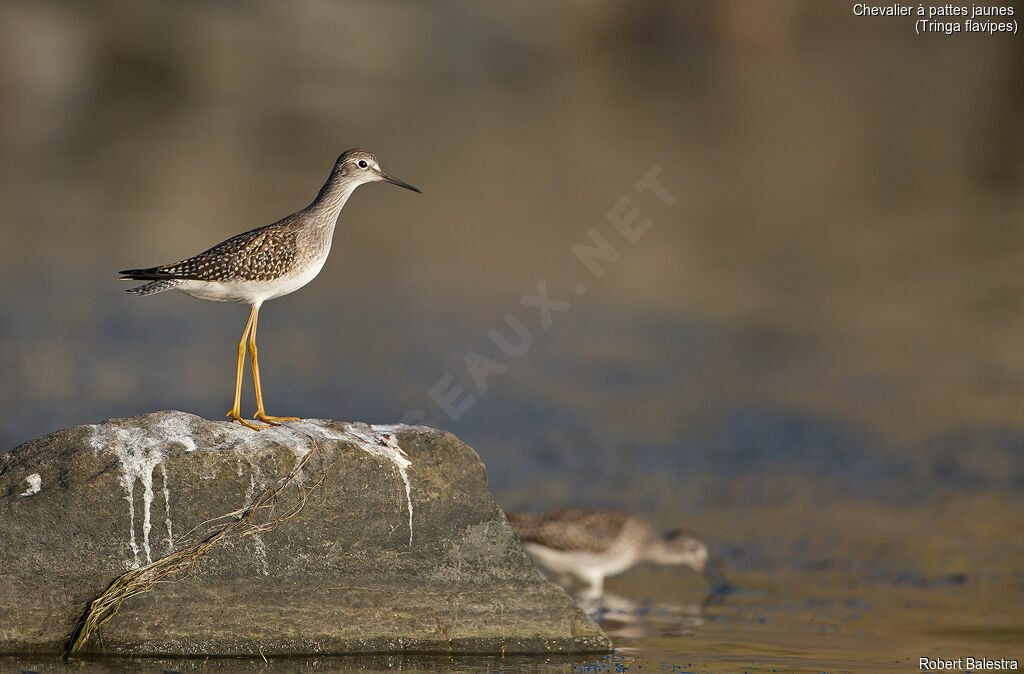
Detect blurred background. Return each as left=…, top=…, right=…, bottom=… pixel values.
left=1, top=1, right=1021, bottom=669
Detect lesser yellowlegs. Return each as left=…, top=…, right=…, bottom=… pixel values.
left=508, top=508, right=728, bottom=599
left=119, top=149, right=420, bottom=430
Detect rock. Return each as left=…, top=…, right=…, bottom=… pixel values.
left=0, top=411, right=610, bottom=656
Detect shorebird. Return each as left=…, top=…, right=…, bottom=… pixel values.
left=507, top=508, right=728, bottom=600
left=119, top=149, right=420, bottom=430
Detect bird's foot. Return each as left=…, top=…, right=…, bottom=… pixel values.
left=255, top=411, right=300, bottom=425
left=226, top=409, right=270, bottom=430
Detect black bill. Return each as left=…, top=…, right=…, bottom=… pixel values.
left=381, top=171, right=421, bottom=193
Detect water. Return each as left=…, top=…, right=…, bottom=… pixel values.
left=1, top=577, right=1015, bottom=672
left=2, top=289, right=1019, bottom=672
left=1, top=2, right=1022, bottom=671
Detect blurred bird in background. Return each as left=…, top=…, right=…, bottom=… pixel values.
left=508, top=508, right=729, bottom=600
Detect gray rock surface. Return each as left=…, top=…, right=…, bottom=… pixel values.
left=0, top=411, right=609, bottom=656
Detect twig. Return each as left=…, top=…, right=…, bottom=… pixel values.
left=66, top=443, right=323, bottom=656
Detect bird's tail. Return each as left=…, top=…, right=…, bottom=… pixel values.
left=125, top=279, right=183, bottom=296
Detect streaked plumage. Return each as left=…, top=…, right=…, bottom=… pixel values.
left=127, top=278, right=184, bottom=296
left=508, top=509, right=642, bottom=554
left=508, top=508, right=726, bottom=599
left=123, top=225, right=300, bottom=287
left=119, top=149, right=420, bottom=429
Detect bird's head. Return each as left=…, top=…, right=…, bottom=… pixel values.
left=334, top=148, right=421, bottom=193
left=649, top=529, right=709, bottom=569
left=650, top=530, right=730, bottom=590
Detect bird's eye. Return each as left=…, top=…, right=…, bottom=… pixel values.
left=358, top=160, right=368, bottom=168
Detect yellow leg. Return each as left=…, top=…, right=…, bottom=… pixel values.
left=226, top=305, right=268, bottom=430
left=249, top=304, right=300, bottom=425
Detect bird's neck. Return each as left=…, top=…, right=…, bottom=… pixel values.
left=304, top=172, right=360, bottom=229
left=640, top=539, right=664, bottom=563
left=640, top=535, right=677, bottom=564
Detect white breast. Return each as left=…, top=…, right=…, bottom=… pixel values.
left=523, top=542, right=638, bottom=579
left=176, top=252, right=329, bottom=305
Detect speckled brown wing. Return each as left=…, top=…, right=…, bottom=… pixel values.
left=119, top=223, right=299, bottom=283
left=508, top=509, right=632, bottom=554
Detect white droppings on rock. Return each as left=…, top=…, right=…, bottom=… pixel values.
left=86, top=412, right=422, bottom=566
left=205, top=421, right=317, bottom=460
left=86, top=413, right=194, bottom=568
left=262, top=420, right=420, bottom=547
left=252, top=533, right=270, bottom=576
left=159, top=462, right=173, bottom=549
left=199, top=419, right=419, bottom=550
left=19, top=474, right=41, bottom=497
left=337, top=423, right=416, bottom=547
left=139, top=460, right=155, bottom=564
left=370, top=423, right=433, bottom=435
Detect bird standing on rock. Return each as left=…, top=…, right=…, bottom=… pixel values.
left=119, top=149, right=420, bottom=430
